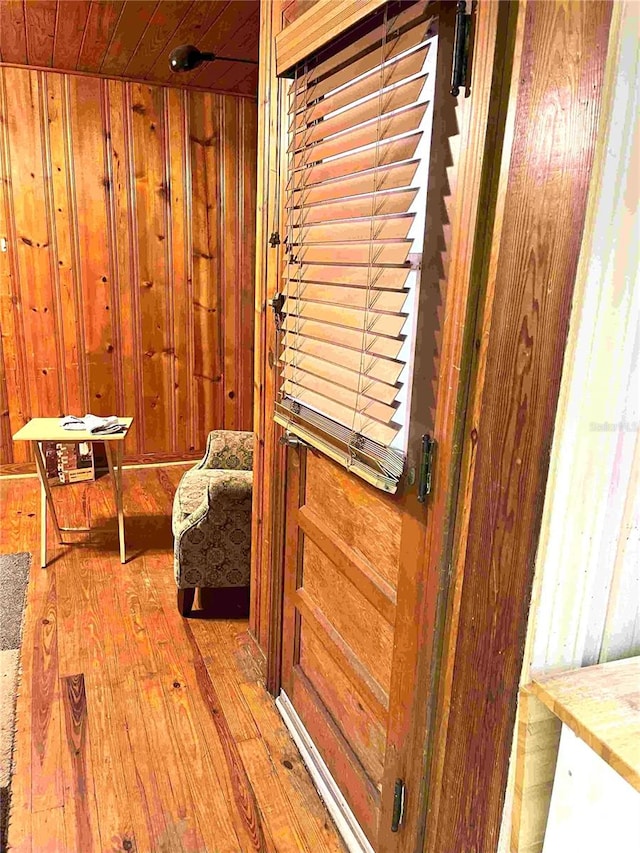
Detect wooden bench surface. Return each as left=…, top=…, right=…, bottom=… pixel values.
left=530, top=656, right=640, bottom=791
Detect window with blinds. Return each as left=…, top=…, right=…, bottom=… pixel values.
left=274, top=1, right=437, bottom=492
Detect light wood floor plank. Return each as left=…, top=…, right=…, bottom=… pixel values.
left=31, top=805, right=66, bottom=853
left=59, top=674, right=103, bottom=852
left=82, top=673, right=143, bottom=853
left=241, top=680, right=349, bottom=853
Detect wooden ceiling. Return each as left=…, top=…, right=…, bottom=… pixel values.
left=0, top=0, right=259, bottom=96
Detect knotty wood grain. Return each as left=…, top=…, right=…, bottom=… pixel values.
left=24, top=1, right=56, bottom=67
left=0, top=67, right=256, bottom=466
left=30, top=567, right=63, bottom=813
left=61, top=674, right=101, bottom=851
left=430, top=3, right=614, bottom=851
left=0, top=1, right=28, bottom=64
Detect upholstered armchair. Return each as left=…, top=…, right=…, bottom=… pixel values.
left=172, top=430, right=253, bottom=616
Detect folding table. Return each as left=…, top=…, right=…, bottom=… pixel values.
left=12, top=417, right=133, bottom=567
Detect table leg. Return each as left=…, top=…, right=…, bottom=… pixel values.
left=511, top=688, right=562, bottom=853
left=32, top=440, right=63, bottom=567
left=105, top=443, right=126, bottom=564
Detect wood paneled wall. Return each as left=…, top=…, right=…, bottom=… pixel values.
left=0, top=66, right=257, bottom=466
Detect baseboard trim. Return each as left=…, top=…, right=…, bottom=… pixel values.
left=276, top=690, right=374, bottom=853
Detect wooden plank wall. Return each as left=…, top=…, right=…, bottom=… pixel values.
left=0, top=67, right=257, bottom=467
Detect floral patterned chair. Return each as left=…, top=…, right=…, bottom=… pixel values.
left=172, top=430, right=253, bottom=617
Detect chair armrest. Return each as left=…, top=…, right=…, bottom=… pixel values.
left=196, top=430, right=254, bottom=471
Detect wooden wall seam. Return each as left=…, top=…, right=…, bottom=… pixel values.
left=62, top=73, right=89, bottom=419
left=0, top=67, right=257, bottom=465
left=161, top=86, right=177, bottom=455
left=101, top=78, right=126, bottom=426
left=182, top=87, right=196, bottom=454
left=123, top=79, right=145, bottom=455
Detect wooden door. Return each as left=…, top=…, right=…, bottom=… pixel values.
left=264, top=1, right=511, bottom=850
left=280, top=444, right=412, bottom=848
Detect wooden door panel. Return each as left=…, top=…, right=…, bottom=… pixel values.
left=283, top=449, right=399, bottom=846
left=289, top=663, right=382, bottom=841
left=294, top=587, right=389, bottom=720
left=298, top=506, right=397, bottom=623
left=302, top=537, right=394, bottom=694
left=304, top=451, right=403, bottom=589
left=299, top=625, right=386, bottom=787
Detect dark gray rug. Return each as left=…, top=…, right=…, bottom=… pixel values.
left=0, top=552, right=30, bottom=853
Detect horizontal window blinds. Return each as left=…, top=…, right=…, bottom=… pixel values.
left=275, top=0, right=437, bottom=492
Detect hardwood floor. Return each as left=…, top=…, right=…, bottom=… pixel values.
left=0, top=466, right=346, bottom=853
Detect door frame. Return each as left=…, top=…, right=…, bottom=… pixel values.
left=250, top=0, right=521, bottom=849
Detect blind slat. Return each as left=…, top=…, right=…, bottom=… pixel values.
left=288, top=281, right=408, bottom=312
left=293, top=240, right=412, bottom=265
left=287, top=263, right=412, bottom=289
left=291, top=160, right=419, bottom=207
left=283, top=297, right=408, bottom=337
left=293, top=103, right=428, bottom=171
left=291, top=213, right=414, bottom=245
left=289, top=188, right=418, bottom=226
left=281, top=336, right=404, bottom=384
left=280, top=350, right=400, bottom=404
left=281, top=316, right=404, bottom=360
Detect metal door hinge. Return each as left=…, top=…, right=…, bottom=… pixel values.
left=269, top=231, right=281, bottom=248
left=451, top=1, right=471, bottom=97
left=417, top=434, right=435, bottom=503
left=391, top=779, right=406, bottom=833
left=270, top=292, right=285, bottom=330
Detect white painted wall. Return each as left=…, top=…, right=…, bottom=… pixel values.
left=529, top=8, right=639, bottom=675
left=543, top=728, right=640, bottom=853
left=498, top=2, right=640, bottom=849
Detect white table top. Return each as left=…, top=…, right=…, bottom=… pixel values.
left=13, top=417, right=133, bottom=443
